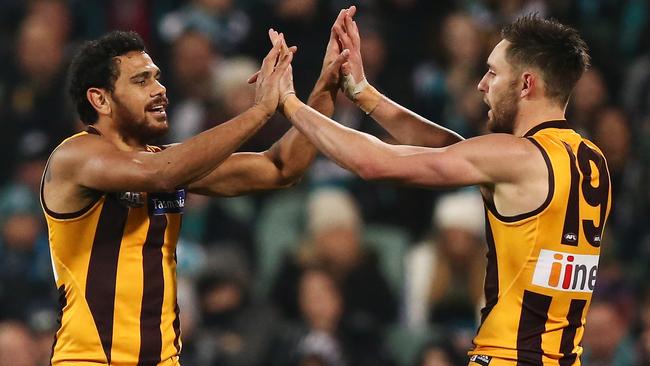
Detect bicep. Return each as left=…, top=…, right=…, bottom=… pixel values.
left=369, top=135, right=526, bottom=188
left=52, top=137, right=165, bottom=193
left=75, top=149, right=164, bottom=192
left=376, top=147, right=489, bottom=188
left=187, top=152, right=287, bottom=196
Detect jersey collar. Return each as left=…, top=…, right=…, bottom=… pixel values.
left=523, top=120, right=571, bottom=137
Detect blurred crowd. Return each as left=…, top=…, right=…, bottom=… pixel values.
left=1, top=0, right=649, bottom=365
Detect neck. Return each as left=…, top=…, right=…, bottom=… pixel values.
left=92, top=119, right=148, bottom=151
left=513, top=99, right=566, bottom=137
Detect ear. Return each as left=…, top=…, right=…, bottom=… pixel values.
left=520, top=72, right=535, bottom=98
left=87, top=88, right=111, bottom=117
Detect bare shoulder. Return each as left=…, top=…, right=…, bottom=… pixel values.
left=449, top=133, right=547, bottom=184
left=46, top=133, right=111, bottom=181
left=453, top=133, right=543, bottom=162
left=43, top=133, right=112, bottom=214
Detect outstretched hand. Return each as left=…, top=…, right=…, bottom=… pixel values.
left=253, top=30, right=295, bottom=115
left=247, top=29, right=297, bottom=84
left=332, top=6, right=381, bottom=115
left=315, top=7, right=356, bottom=92
left=332, top=6, right=367, bottom=98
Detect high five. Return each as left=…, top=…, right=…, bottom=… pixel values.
left=281, top=7, right=610, bottom=366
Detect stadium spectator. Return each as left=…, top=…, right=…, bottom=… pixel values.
left=270, top=188, right=397, bottom=361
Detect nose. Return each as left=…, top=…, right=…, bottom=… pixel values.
left=477, top=74, right=488, bottom=93
left=152, top=79, right=167, bottom=97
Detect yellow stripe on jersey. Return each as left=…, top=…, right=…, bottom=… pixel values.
left=469, top=120, right=611, bottom=366
left=41, top=129, right=184, bottom=366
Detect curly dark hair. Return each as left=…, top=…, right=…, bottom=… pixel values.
left=501, top=14, right=590, bottom=106
left=68, top=31, right=146, bottom=124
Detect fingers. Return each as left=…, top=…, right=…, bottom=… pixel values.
left=334, top=21, right=353, bottom=50
left=260, top=37, right=283, bottom=77
left=341, top=61, right=352, bottom=76
left=247, top=70, right=260, bottom=84
left=327, top=49, right=350, bottom=71
left=268, top=28, right=281, bottom=45
left=255, top=28, right=298, bottom=86
left=270, top=29, right=297, bottom=55
left=331, top=9, right=347, bottom=36
left=347, top=5, right=356, bottom=18
left=275, top=46, right=294, bottom=72
left=337, top=49, right=351, bottom=64
left=344, top=11, right=361, bottom=45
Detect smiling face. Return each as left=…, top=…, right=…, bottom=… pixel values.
left=477, top=40, right=520, bottom=134
left=109, top=51, right=169, bottom=141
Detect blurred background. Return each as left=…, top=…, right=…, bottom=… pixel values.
left=1, top=0, right=649, bottom=365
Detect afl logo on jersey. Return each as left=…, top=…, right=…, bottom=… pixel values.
left=148, top=189, right=185, bottom=215
left=117, top=191, right=145, bottom=208
left=532, top=249, right=599, bottom=292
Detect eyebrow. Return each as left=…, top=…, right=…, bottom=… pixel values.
left=129, top=69, right=161, bottom=81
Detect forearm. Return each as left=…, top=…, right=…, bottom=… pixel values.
left=152, top=105, right=270, bottom=189
left=350, top=84, right=463, bottom=147
left=370, top=94, right=464, bottom=146
left=283, top=95, right=388, bottom=178
left=262, top=82, right=337, bottom=182
left=307, top=80, right=336, bottom=118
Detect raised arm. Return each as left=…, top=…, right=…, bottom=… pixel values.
left=46, top=35, right=289, bottom=201
left=187, top=11, right=353, bottom=196
left=334, top=6, right=463, bottom=147
left=282, top=94, right=539, bottom=189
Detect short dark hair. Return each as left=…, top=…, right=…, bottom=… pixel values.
left=68, top=31, right=146, bottom=124
left=501, top=14, right=590, bottom=106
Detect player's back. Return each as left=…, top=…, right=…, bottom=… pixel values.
left=469, top=120, right=611, bottom=365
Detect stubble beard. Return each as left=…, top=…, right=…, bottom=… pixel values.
left=487, top=87, right=519, bottom=134
left=112, top=95, right=168, bottom=144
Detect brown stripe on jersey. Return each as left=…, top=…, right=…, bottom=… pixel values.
left=559, top=299, right=586, bottom=366
left=86, top=197, right=129, bottom=364
left=517, top=290, right=552, bottom=366
left=479, top=212, right=499, bottom=325
left=484, top=138, right=555, bottom=223
left=561, top=142, right=580, bottom=246
left=172, top=249, right=181, bottom=353
left=173, top=303, right=181, bottom=353
left=138, top=214, right=168, bottom=366
left=49, top=285, right=67, bottom=365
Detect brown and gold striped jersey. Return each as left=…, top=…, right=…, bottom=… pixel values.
left=468, top=121, right=612, bottom=366
left=41, top=130, right=184, bottom=365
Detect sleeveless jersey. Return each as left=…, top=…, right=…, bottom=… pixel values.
left=468, top=120, right=612, bottom=365
left=41, top=129, right=185, bottom=365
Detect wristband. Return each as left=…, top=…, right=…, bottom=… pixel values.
left=355, top=83, right=382, bottom=115
left=342, top=74, right=382, bottom=115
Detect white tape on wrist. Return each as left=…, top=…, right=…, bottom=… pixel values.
left=342, top=74, right=369, bottom=100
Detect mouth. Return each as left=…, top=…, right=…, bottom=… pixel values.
left=483, top=98, right=492, bottom=118
left=146, top=104, right=168, bottom=121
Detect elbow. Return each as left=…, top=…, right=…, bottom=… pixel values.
left=148, top=166, right=179, bottom=192
left=155, top=179, right=178, bottom=193
left=151, top=176, right=177, bottom=193
left=356, top=161, right=386, bottom=181
left=276, top=172, right=304, bottom=189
